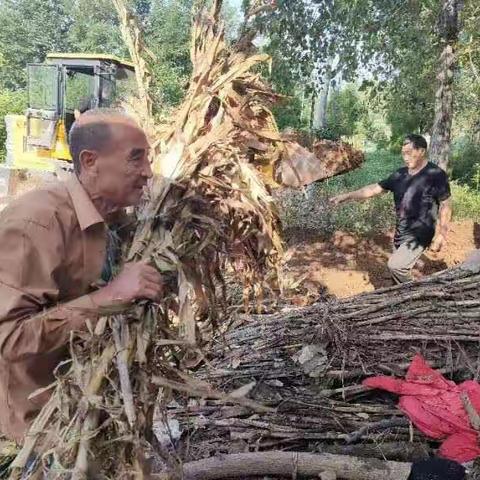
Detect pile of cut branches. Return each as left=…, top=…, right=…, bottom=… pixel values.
left=166, top=263, right=480, bottom=464
left=204, top=266, right=480, bottom=383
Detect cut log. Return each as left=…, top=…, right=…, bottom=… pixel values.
left=181, top=452, right=412, bottom=480
left=320, top=442, right=431, bottom=462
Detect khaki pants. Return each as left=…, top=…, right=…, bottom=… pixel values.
left=387, top=242, right=425, bottom=284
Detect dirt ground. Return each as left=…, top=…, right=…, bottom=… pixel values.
left=283, top=220, right=480, bottom=300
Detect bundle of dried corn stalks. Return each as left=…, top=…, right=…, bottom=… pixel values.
left=9, top=1, right=286, bottom=478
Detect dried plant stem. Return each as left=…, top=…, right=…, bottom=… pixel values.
left=72, top=410, right=99, bottom=480
left=86, top=343, right=117, bottom=395
left=9, top=400, right=57, bottom=475
left=152, top=375, right=274, bottom=414
left=113, top=316, right=137, bottom=428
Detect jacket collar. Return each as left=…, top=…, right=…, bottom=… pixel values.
left=64, top=174, right=104, bottom=231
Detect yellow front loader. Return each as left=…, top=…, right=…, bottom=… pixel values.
left=2, top=53, right=136, bottom=201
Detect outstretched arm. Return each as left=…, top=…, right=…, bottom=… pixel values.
left=329, top=183, right=386, bottom=206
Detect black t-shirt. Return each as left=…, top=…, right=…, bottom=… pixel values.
left=378, top=162, right=451, bottom=248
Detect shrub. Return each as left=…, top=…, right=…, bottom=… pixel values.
left=451, top=182, right=480, bottom=222
left=0, top=88, right=27, bottom=161
left=450, top=137, right=480, bottom=188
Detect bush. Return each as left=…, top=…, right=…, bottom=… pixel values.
left=276, top=181, right=396, bottom=240
left=324, top=85, right=363, bottom=140
left=328, top=150, right=402, bottom=190
left=272, top=95, right=306, bottom=131
left=0, top=89, right=27, bottom=161
left=451, top=182, right=480, bottom=222
left=274, top=186, right=337, bottom=238
left=450, top=137, right=480, bottom=188
left=312, top=126, right=341, bottom=142
left=358, top=110, right=391, bottom=150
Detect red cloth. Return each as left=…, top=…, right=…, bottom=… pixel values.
left=363, top=354, right=480, bottom=463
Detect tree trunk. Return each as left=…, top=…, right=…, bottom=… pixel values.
left=309, top=91, right=316, bottom=132
left=313, top=76, right=331, bottom=130
left=312, top=66, right=333, bottom=131
left=429, top=0, right=462, bottom=170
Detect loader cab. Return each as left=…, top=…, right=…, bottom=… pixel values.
left=24, top=53, right=136, bottom=164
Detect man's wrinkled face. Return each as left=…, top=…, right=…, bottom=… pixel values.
left=401, top=142, right=426, bottom=170
left=92, top=120, right=152, bottom=208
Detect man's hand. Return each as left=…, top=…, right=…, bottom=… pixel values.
left=329, top=193, right=350, bottom=206
left=430, top=234, right=446, bottom=253
left=91, top=260, right=163, bottom=308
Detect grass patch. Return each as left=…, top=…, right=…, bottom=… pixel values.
left=324, top=150, right=403, bottom=191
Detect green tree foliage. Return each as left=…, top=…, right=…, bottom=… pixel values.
left=0, top=0, right=72, bottom=89
left=0, top=0, right=245, bottom=109
left=325, top=85, right=363, bottom=139
left=254, top=1, right=445, bottom=146
left=66, top=0, right=127, bottom=57
left=451, top=138, right=480, bottom=188
left=263, top=34, right=308, bottom=131
left=454, top=1, right=480, bottom=139
left=0, top=89, right=27, bottom=160
left=145, top=0, right=193, bottom=110
left=255, top=1, right=441, bottom=83
left=0, top=0, right=475, bottom=166
left=143, top=0, right=240, bottom=111
left=381, top=19, right=439, bottom=149
left=0, top=0, right=135, bottom=90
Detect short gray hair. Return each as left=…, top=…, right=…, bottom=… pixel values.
left=68, top=108, right=133, bottom=175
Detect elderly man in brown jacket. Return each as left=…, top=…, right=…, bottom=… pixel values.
left=0, top=109, right=163, bottom=443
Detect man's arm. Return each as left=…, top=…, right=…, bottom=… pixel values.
left=430, top=197, right=452, bottom=253
left=0, top=217, right=162, bottom=362
left=329, top=183, right=386, bottom=206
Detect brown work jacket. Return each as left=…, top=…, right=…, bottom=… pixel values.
left=0, top=175, right=107, bottom=442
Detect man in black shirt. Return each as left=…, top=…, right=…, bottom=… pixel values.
left=330, top=134, right=452, bottom=283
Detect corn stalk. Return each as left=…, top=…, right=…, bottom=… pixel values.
left=111, top=0, right=154, bottom=130
left=9, top=1, right=285, bottom=478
